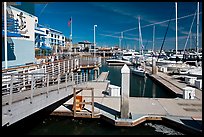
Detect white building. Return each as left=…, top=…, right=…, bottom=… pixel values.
left=2, top=5, right=36, bottom=68
left=34, top=17, right=66, bottom=52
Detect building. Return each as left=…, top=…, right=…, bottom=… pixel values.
left=77, top=41, right=92, bottom=52
left=34, top=17, right=66, bottom=55
left=2, top=2, right=66, bottom=69
left=2, top=4, right=36, bottom=68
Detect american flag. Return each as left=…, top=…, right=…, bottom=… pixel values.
left=68, top=18, right=72, bottom=27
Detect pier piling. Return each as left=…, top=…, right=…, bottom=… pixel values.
left=120, top=64, right=130, bottom=119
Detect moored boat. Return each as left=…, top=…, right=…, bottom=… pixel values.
left=131, top=66, right=145, bottom=77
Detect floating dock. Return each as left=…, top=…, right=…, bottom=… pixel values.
left=51, top=71, right=202, bottom=134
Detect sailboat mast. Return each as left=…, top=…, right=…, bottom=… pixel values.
left=196, top=2, right=199, bottom=54
left=153, top=25, right=155, bottom=53
left=138, top=16, right=143, bottom=55
left=175, top=2, right=178, bottom=55
left=120, top=32, right=123, bottom=49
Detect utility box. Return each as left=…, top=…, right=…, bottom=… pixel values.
left=183, top=87, right=195, bottom=99
left=195, top=79, right=202, bottom=89
left=163, top=67, right=167, bottom=73
left=108, top=84, right=121, bottom=97
left=184, top=76, right=197, bottom=85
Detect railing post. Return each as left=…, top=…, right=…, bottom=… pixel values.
left=73, top=87, right=76, bottom=117
left=52, top=62, right=54, bottom=77
left=91, top=88, right=94, bottom=118
left=58, top=73, right=60, bottom=93
left=71, top=59, right=73, bottom=71
left=68, top=60, right=69, bottom=72
left=86, top=70, right=88, bottom=82
left=30, top=74, right=34, bottom=104
left=44, top=64, right=47, bottom=74
left=65, top=73, right=68, bottom=91
left=58, top=61, right=60, bottom=74
left=23, top=69, right=26, bottom=89
left=46, top=74, right=49, bottom=97
left=98, top=56, right=101, bottom=65
left=76, top=73, right=79, bottom=84
left=63, top=60, right=65, bottom=73
left=80, top=72, right=82, bottom=83
left=8, top=74, right=14, bottom=114
left=72, top=72, right=74, bottom=82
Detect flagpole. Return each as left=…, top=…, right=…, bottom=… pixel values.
left=175, top=2, right=178, bottom=55
left=70, top=17, right=72, bottom=52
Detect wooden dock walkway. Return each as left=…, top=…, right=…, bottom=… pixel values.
left=96, top=71, right=109, bottom=81
left=145, top=66, right=202, bottom=100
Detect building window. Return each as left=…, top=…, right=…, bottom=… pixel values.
left=46, top=30, right=49, bottom=34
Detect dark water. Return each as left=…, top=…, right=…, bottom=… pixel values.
left=23, top=117, right=184, bottom=135
left=2, top=58, right=185, bottom=135
left=100, top=59, right=176, bottom=98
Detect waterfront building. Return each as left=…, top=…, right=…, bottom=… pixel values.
left=77, top=41, right=92, bottom=52
left=34, top=17, right=66, bottom=54
left=2, top=3, right=67, bottom=69
left=2, top=4, right=36, bottom=68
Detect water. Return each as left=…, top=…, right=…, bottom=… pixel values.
left=3, top=116, right=184, bottom=135
left=100, top=59, right=176, bottom=98
left=2, top=58, right=185, bottom=135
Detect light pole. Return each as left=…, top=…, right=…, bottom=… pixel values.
left=94, top=25, right=97, bottom=57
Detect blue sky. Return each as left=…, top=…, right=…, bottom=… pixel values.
left=34, top=2, right=202, bottom=51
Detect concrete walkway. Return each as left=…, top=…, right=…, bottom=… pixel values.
left=51, top=70, right=202, bottom=134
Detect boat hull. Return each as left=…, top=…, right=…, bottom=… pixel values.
left=131, top=68, right=145, bottom=77
left=106, top=59, right=133, bottom=66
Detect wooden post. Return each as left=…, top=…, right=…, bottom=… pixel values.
left=121, top=64, right=130, bottom=119
left=152, top=57, right=157, bottom=74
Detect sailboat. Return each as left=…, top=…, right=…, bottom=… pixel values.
left=156, top=2, right=188, bottom=71
left=106, top=31, right=133, bottom=66
left=131, top=16, right=146, bottom=77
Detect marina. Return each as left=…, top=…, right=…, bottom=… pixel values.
left=2, top=2, right=202, bottom=135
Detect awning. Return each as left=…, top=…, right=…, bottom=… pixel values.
left=2, top=31, right=23, bottom=37
left=40, top=45, right=52, bottom=50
